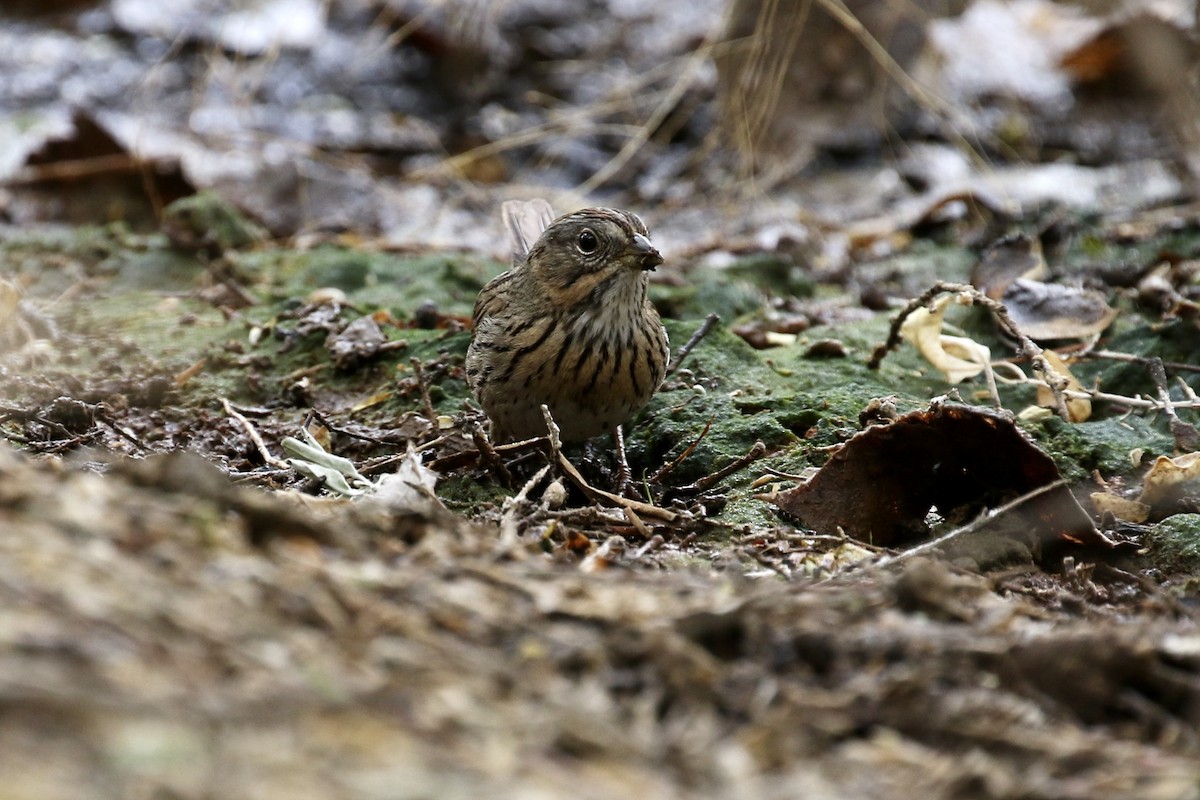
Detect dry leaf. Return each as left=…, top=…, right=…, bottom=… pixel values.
left=1137, top=451, right=1200, bottom=510
left=1001, top=279, right=1117, bottom=341
left=1034, top=350, right=1091, bottom=422
left=1089, top=491, right=1150, bottom=523
left=901, top=294, right=991, bottom=383
left=971, top=233, right=1047, bottom=299
left=761, top=404, right=1111, bottom=548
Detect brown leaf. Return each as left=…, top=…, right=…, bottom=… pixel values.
left=762, top=404, right=1110, bottom=548
left=971, top=233, right=1047, bottom=300
left=1137, top=452, right=1200, bottom=514
left=1001, top=278, right=1118, bottom=341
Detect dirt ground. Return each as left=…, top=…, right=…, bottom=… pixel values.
left=1, top=442, right=1198, bottom=800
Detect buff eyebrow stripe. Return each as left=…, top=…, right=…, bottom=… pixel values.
left=497, top=319, right=556, bottom=383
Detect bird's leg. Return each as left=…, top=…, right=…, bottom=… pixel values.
left=614, top=424, right=632, bottom=497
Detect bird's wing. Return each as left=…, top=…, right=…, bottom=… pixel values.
left=501, top=199, right=555, bottom=266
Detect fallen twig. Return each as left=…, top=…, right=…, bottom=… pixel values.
left=1079, top=349, right=1200, bottom=375
left=222, top=397, right=289, bottom=469
left=676, top=440, right=768, bottom=495
left=666, top=312, right=720, bottom=378
left=499, top=464, right=551, bottom=546
left=427, top=434, right=546, bottom=471
left=410, top=357, right=438, bottom=423
left=622, top=505, right=652, bottom=538
left=649, top=415, right=714, bottom=484
left=1149, top=357, right=1200, bottom=451
left=556, top=451, right=679, bottom=522
left=95, top=414, right=151, bottom=454
left=992, top=366, right=1200, bottom=415
left=869, top=281, right=1071, bottom=421
left=868, top=479, right=1070, bottom=571
left=471, top=423, right=513, bottom=487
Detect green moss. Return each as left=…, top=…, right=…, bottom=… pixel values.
left=1144, top=514, right=1200, bottom=574
left=263, top=248, right=498, bottom=318
left=161, top=192, right=268, bottom=252
left=438, top=474, right=510, bottom=517
left=1023, top=416, right=1176, bottom=482
left=1059, top=221, right=1200, bottom=274
left=8, top=218, right=1196, bottom=539
left=305, top=250, right=375, bottom=292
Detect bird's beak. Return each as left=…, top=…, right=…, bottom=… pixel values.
left=630, top=233, right=663, bottom=271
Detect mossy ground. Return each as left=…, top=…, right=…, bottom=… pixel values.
left=1, top=219, right=1196, bottom=561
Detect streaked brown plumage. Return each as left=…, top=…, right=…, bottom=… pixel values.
left=466, top=203, right=670, bottom=443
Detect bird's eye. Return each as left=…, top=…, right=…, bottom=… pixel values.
left=577, top=229, right=599, bottom=254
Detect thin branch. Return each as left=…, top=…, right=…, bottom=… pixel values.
left=222, top=397, right=289, bottom=469
left=676, top=440, right=768, bottom=495
left=471, top=423, right=513, bottom=487
left=410, top=357, right=438, bottom=423
left=1080, top=349, right=1200, bottom=375
left=649, top=415, right=714, bottom=484
left=869, top=479, right=1069, bottom=570
left=555, top=450, right=679, bottom=523
left=870, top=281, right=1070, bottom=421
left=667, top=313, right=720, bottom=378
left=499, top=464, right=551, bottom=546
left=574, top=27, right=721, bottom=196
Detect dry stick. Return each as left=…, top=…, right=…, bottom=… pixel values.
left=96, top=415, right=150, bottom=453
left=1149, top=357, right=1200, bottom=450
left=649, top=415, right=714, bottom=485
left=622, top=505, right=653, bottom=539
left=869, top=281, right=1071, bottom=421
left=540, top=404, right=679, bottom=522
left=1006, top=384, right=1200, bottom=413
left=539, top=404, right=564, bottom=467
left=814, top=0, right=1017, bottom=171
left=410, top=357, right=438, bottom=423
left=633, top=534, right=665, bottom=559
left=428, top=434, right=547, bottom=471
left=977, top=355, right=1004, bottom=413
left=308, top=408, right=444, bottom=454
left=678, top=440, right=768, bottom=494
left=222, top=398, right=289, bottom=469
left=614, top=423, right=633, bottom=495
left=1148, top=357, right=1179, bottom=425
left=759, top=465, right=812, bottom=481
left=574, top=25, right=719, bottom=197
left=499, top=464, right=551, bottom=547
left=666, top=313, right=720, bottom=379
left=12, top=153, right=142, bottom=183
left=868, top=479, right=1069, bottom=571
left=417, top=52, right=707, bottom=183
left=471, top=423, right=513, bottom=487
left=1081, top=349, right=1200, bottom=375
left=307, top=409, right=387, bottom=446
left=554, top=453, right=679, bottom=523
